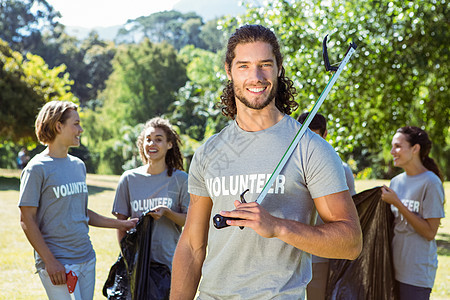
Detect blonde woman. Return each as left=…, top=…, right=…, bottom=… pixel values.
left=19, top=101, right=138, bottom=300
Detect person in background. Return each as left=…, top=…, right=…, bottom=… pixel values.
left=112, top=117, right=189, bottom=290
left=297, top=112, right=356, bottom=195
left=17, top=147, right=30, bottom=169
left=381, top=126, right=445, bottom=300
left=297, top=111, right=356, bottom=300
left=170, top=24, right=362, bottom=300
left=19, top=100, right=138, bottom=300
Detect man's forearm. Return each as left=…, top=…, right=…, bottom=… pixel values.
left=170, top=240, right=205, bottom=299
left=221, top=191, right=362, bottom=260
left=274, top=217, right=362, bottom=260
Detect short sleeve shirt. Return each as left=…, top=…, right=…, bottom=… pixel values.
left=389, top=171, right=445, bottom=288
left=189, top=115, right=348, bottom=299
left=18, top=152, right=95, bottom=270
left=112, top=167, right=189, bottom=269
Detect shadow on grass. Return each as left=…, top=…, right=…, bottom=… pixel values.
left=87, top=184, right=115, bottom=195
left=0, top=176, right=20, bottom=191
left=0, top=176, right=114, bottom=195
left=437, top=233, right=450, bottom=256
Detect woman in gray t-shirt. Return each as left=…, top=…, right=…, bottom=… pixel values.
left=381, top=126, right=445, bottom=300
left=112, top=117, right=189, bottom=291
left=19, top=101, right=138, bottom=300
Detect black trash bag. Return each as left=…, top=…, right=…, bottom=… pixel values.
left=103, top=254, right=129, bottom=299
left=325, top=186, right=399, bottom=300
left=103, top=215, right=171, bottom=300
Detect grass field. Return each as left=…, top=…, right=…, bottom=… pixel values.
left=0, top=169, right=448, bottom=299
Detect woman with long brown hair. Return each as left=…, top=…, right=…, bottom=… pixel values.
left=381, top=126, right=445, bottom=299
left=112, top=117, right=189, bottom=293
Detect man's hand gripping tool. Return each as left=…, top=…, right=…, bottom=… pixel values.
left=213, top=189, right=249, bottom=230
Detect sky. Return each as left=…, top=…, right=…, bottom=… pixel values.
left=46, top=0, right=181, bottom=28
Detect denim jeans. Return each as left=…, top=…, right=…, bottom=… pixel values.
left=38, top=257, right=96, bottom=300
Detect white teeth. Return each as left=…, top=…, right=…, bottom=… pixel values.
left=248, top=87, right=265, bottom=92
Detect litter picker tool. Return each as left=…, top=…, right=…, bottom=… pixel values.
left=255, top=35, right=357, bottom=204
left=214, top=34, right=357, bottom=229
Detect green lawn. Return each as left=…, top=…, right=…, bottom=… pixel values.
left=0, top=169, right=448, bottom=299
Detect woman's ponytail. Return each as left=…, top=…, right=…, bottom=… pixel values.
left=397, top=126, right=443, bottom=182
left=422, top=156, right=443, bottom=182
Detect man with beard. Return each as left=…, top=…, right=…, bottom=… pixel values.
left=170, top=25, right=362, bottom=300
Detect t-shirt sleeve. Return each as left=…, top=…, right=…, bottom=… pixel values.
left=18, top=165, right=43, bottom=207
left=112, top=173, right=131, bottom=217
left=178, top=173, right=190, bottom=213
left=422, top=178, right=445, bottom=219
left=188, top=146, right=210, bottom=197
left=304, top=135, right=349, bottom=199
left=343, top=163, right=357, bottom=196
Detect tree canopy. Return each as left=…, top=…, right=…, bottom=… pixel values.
left=0, top=0, right=448, bottom=180
left=224, top=0, right=449, bottom=179
left=167, top=46, right=228, bottom=142
left=0, top=38, right=77, bottom=143
left=116, top=10, right=226, bottom=52
left=100, top=39, right=187, bottom=126
left=0, top=0, right=60, bottom=52
left=80, top=39, right=188, bottom=174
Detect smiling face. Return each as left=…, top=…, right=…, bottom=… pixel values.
left=143, top=127, right=172, bottom=163
left=57, top=109, right=83, bottom=148
left=390, top=132, right=419, bottom=168
left=226, top=41, right=280, bottom=111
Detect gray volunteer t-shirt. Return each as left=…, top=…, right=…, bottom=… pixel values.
left=342, top=162, right=356, bottom=196
left=18, top=152, right=95, bottom=270
left=112, top=166, right=189, bottom=269
left=390, top=171, right=445, bottom=288
left=189, top=115, right=348, bottom=299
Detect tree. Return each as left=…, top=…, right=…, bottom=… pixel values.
left=80, top=39, right=187, bottom=174
left=81, top=32, right=117, bottom=101
left=0, top=38, right=77, bottom=143
left=199, top=18, right=228, bottom=53
left=116, top=10, right=206, bottom=50
left=224, top=0, right=449, bottom=179
left=33, top=27, right=92, bottom=103
left=33, top=27, right=116, bottom=105
left=0, top=0, right=60, bottom=52
left=167, top=45, right=228, bottom=142
left=101, top=39, right=187, bottom=125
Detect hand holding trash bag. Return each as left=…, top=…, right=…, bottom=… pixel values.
left=146, top=206, right=169, bottom=221
left=104, top=214, right=171, bottom=300
left=381, top=127, right=445, bottom=298
left=108, top=117, right=190, bottom=299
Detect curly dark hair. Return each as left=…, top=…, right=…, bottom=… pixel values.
left=136, top=117, right=184, bottom=176
left=396, top=126, right=443, bottom=182
left=220, top=24, right=298, bottom=119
